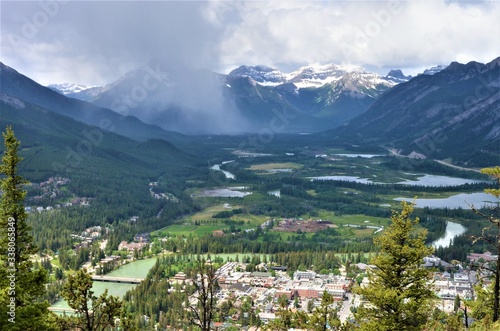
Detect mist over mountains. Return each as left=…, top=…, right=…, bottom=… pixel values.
left=1, top=57, right=499, bottom=166
left=51, top=61, right=412, bottom=134
left=0, top=62, right=184, bottom=143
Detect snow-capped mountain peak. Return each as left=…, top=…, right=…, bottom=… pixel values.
left=421, top=65, right=447, bottom=75
left=47, top=83, right=99, bottom=95
left=227, top=63, right=404, bottom=90
left=286, top=64, right=367, bottom=88
left=228, top=65, right=287, bottom=85
left=384, top=69, right=412, bottom=84
left=47, top=83, right=108, bottom=102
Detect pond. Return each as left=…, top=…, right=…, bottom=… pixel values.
left=394, top=192, right=499, bottom=209
left=397, top=175, right=487, bottom=187
left=196, top=187, right=252, bottom=198
left=233, top=150, right=273, bottom=157
left=310, top=174, right=488, bottom=187
left=268, top=189, right=281, bottom=197
left=333, top=153, right=383, bottom=158
left=309, top=175, right=374, bottom=184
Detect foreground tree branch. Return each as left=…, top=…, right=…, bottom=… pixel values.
left=354, top=201, right=435, bottom=331
left=470, top=166, right=500, bottom=322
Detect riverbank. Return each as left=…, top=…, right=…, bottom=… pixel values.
left=431, top=221, right=466, bottom=248
left=50, top=257, right=158, bottom=313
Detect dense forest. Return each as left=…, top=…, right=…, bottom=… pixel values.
left=1, top=126, right=499, bottom=330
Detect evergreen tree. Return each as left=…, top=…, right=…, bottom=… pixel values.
left=353, top=201, right=435, bottom=331
left=60, top=269, right=126, bottom=331
left=470, top=166, right=500, bottom=322
left=0, top=126, right=55, bottom=330
left=309, top=291, right=341, bottom=331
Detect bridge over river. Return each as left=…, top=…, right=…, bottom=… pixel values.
left=48, top=307, right=77, bottom=313
left=91, top=275, right=145, bottom=284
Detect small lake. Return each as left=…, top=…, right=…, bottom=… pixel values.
left=397, top=175, right=486, bottom=187
left=196, top=187, right=252, bottom=198
left=268, top=189, right=281, bottom=198
left=431, top=221, right=467, bottom=248
left=233, top=150, right=273, bottom=157
left=310, top=174, right=487, bottom=187
left=51, top=258, right=158, bottom=313
left=334, top=154, right=383, bottom=158
left=394, top=192, right=499, bottom=209
left=210, top=161, right=235, bottom=179
left=309, top=175, right=374, bottom=184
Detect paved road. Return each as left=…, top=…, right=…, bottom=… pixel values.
left=338, top=293, right=353, bottom=322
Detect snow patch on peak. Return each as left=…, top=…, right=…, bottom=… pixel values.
left=421, top=65, right=447, bottom=76
left=227, top=62, right=404, bottom=92
left=385, top=69, right=412, bottom=84
left=286, top=63, right=366, bottom=88
left=228, top=65, right=286, bottom=85
left=47, top=83, right=100, bottom=95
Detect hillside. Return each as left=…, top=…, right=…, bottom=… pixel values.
left=0, top=62, right=186, bottom=143
left=69, top=61, right=402, bottom=134
left=0, top=94, right=201, bottom=183
left=330, top=57, right=500, bottom=167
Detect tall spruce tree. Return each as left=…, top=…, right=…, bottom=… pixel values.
left=309, top=291, right=341, bottom=331
left=60, top=269, right=126, bottom=331
left=0, top=126, right=54, bottom=330
left=470, top=166, right=500, bottom=322
left=353, top=201, right=435, bottom=331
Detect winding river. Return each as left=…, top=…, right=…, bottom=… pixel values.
left=210, top=161, right=235, bottom=179
left=431, top=221, right=467, bottom=248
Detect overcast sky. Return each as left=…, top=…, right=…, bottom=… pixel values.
left=1, top=0, right=499, bottom=86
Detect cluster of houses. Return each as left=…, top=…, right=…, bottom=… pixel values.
left=80, top=230, right=151, bottom=274
left=180, top=253, right=492, bottom=324
left=172, top=262, right=353, bottom=323
left=118, top=232, right=151, bottom=254
left=148, top=182, right=179, bottom=202
left=26, top=177, right=74, bottom=212
left=118, top=241, right=148, bottom=254
left=82, top=255, right=121, bottom=275
left=71, top=226, right=107, bottom=251
left=31, top=177, right=70, bottom=200
left=25, top=197, right=91, bottom=213
left=467, top=251, right=497, bottom=263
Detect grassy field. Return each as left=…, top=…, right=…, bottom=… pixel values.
left=315, top=211, right=389, bottom=227
left=336, top=227, right=382, bottom=238
left=306, top=190, right=317, bottom=196
left=151, top=204, right=268, bottom=238
left=152, top=222, right=257, bottom=237
left=174, top=204, right=266, bottom=224
left=187, top=205, right=240, bottom=221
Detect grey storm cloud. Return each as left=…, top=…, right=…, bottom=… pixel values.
left=1, top=0, right=499, bottom=85
left=1, top=1, right=228, bottom=85
left=1, top=0, right=499, bottom=135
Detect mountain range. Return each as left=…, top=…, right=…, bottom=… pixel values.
left=331, top=58, right=500, bottom=166
left=1, top=57, right=499, bottom=167
left=0, top=62, right=185, bottom=143
left=49, top=62, right=413, bottom=134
